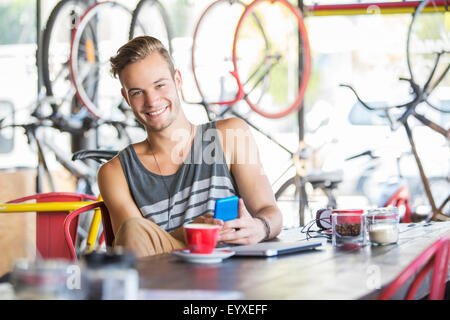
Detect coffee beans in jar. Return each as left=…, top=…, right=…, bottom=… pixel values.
left=335, top=222, right=361, bottom=237
left=331, top=210, right=367, bottom=248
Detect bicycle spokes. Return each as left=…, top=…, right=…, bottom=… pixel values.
left=232, top=0, right=311, bottom=118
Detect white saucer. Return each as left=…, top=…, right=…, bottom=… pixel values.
left=172, top=249, right=235, bottom=264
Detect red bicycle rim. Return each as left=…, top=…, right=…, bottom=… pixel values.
left=232, top=0, right=311, bottom=118
left=69, top=1, right=132, bottom=120
left=69, top=1, right=102, bottom=119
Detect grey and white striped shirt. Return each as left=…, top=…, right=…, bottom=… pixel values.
left=118, top=121, right=239, bottom=232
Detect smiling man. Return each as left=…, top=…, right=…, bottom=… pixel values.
left=98, top=36, right=282, bottom=257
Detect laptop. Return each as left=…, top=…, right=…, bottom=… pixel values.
left=225, top=238, right=326, bottom=257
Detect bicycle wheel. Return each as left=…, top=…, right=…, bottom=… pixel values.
left=407, top=0, right=450, bottom=113
left=191, top=0, right=269, bottom=107
left=129, top=0, right=173, bottom=54
left=275, top=175, right=307, bottom=227
left=232, top=0, right=311, bottom=119
left=69, top=1, right=134, bottom=120
left=41, top=0, right=88, bottom=117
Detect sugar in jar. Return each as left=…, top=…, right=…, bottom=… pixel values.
left=366, top=207, right=400, bottom=246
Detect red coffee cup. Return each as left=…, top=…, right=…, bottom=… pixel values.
left=184, top=224, right=221, bottom=254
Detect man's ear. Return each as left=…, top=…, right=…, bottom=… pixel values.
left=121, top=88, right=130, bottom=106
left=174, top=69, right=182, bottom=91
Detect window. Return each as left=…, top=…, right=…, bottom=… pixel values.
left=0, top=0, right=35, bottom=45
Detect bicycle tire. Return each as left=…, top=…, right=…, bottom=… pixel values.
left=191, top=0, right=270, bottom=107
left=69, top=1, right=134, bottom=119
left=406, top=0, right=450, bottom=113
left=129, top=0, right=173, bottom=54
left=275, top=175, right=307, bottom=226
left=232, top=0, right=311, bottom=119
left=41, top=0, right=87, bottom=115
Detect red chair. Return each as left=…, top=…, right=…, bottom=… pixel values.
left=6, top=192, right=98, bottom=260
left=64, top=201, right=115, bottom=261
left=379, top=234, right=450, bottom=300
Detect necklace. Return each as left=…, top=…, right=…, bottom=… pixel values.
left=148, top=123, right=194, bottom=229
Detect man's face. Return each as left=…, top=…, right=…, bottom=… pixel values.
left=120, top=52, right=182, bottom=132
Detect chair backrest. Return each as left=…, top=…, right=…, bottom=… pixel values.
left=379, top=234, right=450, bottom=300
left=384, top=185, right=412, bottom=223
left=64, top=201, right=115, bottom=261
left=7, top=192, right=98, bottom=260
left=100, top=203, right=115, bottom=248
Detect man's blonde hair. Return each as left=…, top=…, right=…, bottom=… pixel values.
left=110, top=36, right=174, bottom=79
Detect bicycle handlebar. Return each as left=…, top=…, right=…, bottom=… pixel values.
left=339, top=83, right=403, bottom=131
left=340, top=80, right=449, bottom=139
left=72, top=149, right=118, bottom=164
left=1, top=113, right=142, bottom=140
left=345, top=150, right=378, bottom=161
left=339, top=83, right=405, bottom=112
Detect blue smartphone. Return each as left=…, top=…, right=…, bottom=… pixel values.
left=214, top=196, right=239, bottom=221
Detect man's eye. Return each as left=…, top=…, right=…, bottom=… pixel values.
left=156, top=84, right=165, bottom=89
left=131, top=91, right=142, bottom=96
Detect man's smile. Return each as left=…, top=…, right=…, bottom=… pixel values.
left=145, top=105, right=169, bottom=118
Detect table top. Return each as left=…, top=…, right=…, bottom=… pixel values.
left=136, top=221, right=450, bottom=300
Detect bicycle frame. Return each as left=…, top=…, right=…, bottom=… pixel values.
left=340, top=37, right=450, bottom=222
left=181, top=89, right=298, bottom=188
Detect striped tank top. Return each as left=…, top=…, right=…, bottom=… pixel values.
left=118, top=121, right=239, bottom=233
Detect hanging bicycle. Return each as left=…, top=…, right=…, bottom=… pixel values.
left=340, top=0, right=450, bottom=222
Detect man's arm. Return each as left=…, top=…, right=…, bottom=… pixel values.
left=97, top=157, right=143, bottom=235
left=216, top=118, right=283, bottom=244
left=98, top=156, right=188, bottom=243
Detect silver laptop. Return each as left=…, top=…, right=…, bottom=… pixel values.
left=226, top=239, right=326, bottom=257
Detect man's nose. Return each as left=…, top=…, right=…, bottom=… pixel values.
left=144, top=89, right=161, bottom=106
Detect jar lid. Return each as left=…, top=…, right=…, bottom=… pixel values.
left=367, top=207, right=399, bottom=219
left=332, top=209, right=364, bottom=214
left=83, top=252, right=106, bottom=268
left=105, top=252, right=137, bottom=269
left=82, top=252, right=136, bottom=269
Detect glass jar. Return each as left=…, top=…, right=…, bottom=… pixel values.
left=332, top=209, right=367, bottom=248
left=11, top=259, right=83, bottom=300
left=366, top=207, right=399, bottom=246
left=81, top=250, right=139, bottom=300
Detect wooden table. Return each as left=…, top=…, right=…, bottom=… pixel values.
left=136, top=221, right=450, bottom=300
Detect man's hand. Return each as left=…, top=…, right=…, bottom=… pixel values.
left=191, top=213, right=224, bottom=226
left=217, top=198, right=266, bottom=245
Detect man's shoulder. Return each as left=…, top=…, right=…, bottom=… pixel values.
left=98, top=155, right=121, bottom=177
left=98, top=142, right=146, bottom=176
left=216, top=117, right=249, bottom=133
